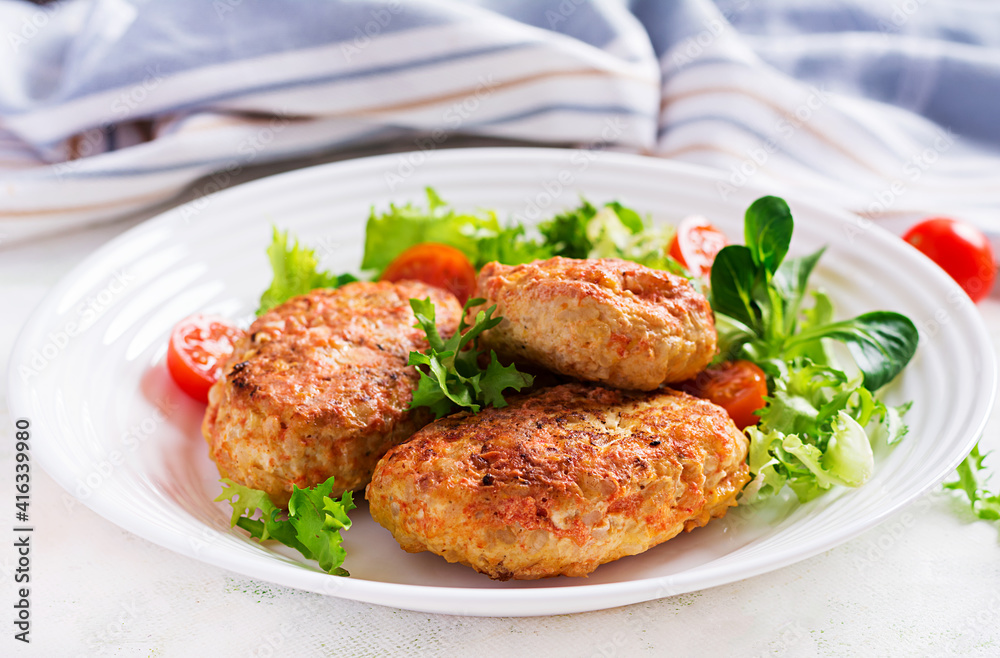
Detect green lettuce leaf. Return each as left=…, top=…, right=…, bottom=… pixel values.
left=479, top=352, right=533, bottom=409
left=287, top=482, right=355, bottom=575
left=539, top=199, right=598, bottom=258
left=257, top=228, right=357, bottom=315
left=785, top=311, right=919, bottom=391
left=407, top=297, right=533, bottom=417
left=944, top=444, right=1000, bottom=522
left=216, top=476, right=356, bottom=576
left=709, top=196, right=919, bottom=392
left=821, top=411, right=874, bottom=487
left=537, top=199, right=683, bottom=273
left=744, top=195, right=793, bottom=275
left=743, top=357, right=908, bottom=504
left=710, top=245, right=761, bottom=332
left=362, top=188, right=550, bottom=272
left=772, top=248, right=826, bottom=337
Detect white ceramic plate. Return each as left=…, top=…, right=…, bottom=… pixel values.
left=9, top=148, right=996, bottom=617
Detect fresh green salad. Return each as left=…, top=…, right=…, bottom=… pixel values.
left=219, top=188, right=921, bottom=575
left=708, top=196, right=917, bottom=502
left=255, top=188, right=688, bottom=313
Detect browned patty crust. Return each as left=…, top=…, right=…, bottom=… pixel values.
left=472, top=257, right=717, bottom=390
left=202, top=281, right=462, bottom=507
left=366, top=383, right=750, bottom=580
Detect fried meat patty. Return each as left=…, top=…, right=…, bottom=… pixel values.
left=472, top=257, right=716, bottom=390
left=202, top=281, right=462, bottom=507
left=366, top=383, right=749, bottom=580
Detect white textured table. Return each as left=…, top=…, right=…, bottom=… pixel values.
left=2, top=204, right=999, bottom=658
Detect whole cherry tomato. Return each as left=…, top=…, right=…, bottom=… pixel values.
left=903, top=217, right=996, bottom=303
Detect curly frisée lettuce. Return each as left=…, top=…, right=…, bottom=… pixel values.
left=744, top=360, right=912, bottom=502
left=257, top=228, right=358, bottom=315
left=945, top=443, right=1000, bottom=522
left=216, top=477, right=355, bottom=576
left=407, top=297, right=534, bottom=418
left=714, top=197, right=919, bottom=504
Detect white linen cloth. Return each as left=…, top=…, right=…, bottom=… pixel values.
left=1, top=0, right=999, bottom=246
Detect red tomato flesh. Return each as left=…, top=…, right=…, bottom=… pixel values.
left=669, top=216, right=728, bottom=277
left=678, top=360, right=768, bottom=430
left=903, top=217, right=997, bottom=303
left=167, top=315, right=244, bottom=403
left=380, top=242, right=477, bottom=305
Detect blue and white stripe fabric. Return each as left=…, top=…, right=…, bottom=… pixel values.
left=1, top=0, right=998, bottom=243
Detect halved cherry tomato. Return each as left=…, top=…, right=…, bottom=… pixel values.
left=678, top=360, right=768, bottom=430
left=903, top=217, right=996, bottom=303
left=669, top=216, right=728, bottom=277
left=380, top=242, right=477, bottom=305
left=167, top=315, right=245, bottom=403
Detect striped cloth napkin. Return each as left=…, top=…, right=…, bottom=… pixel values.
left=2, top=0, right=998, bottom=244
